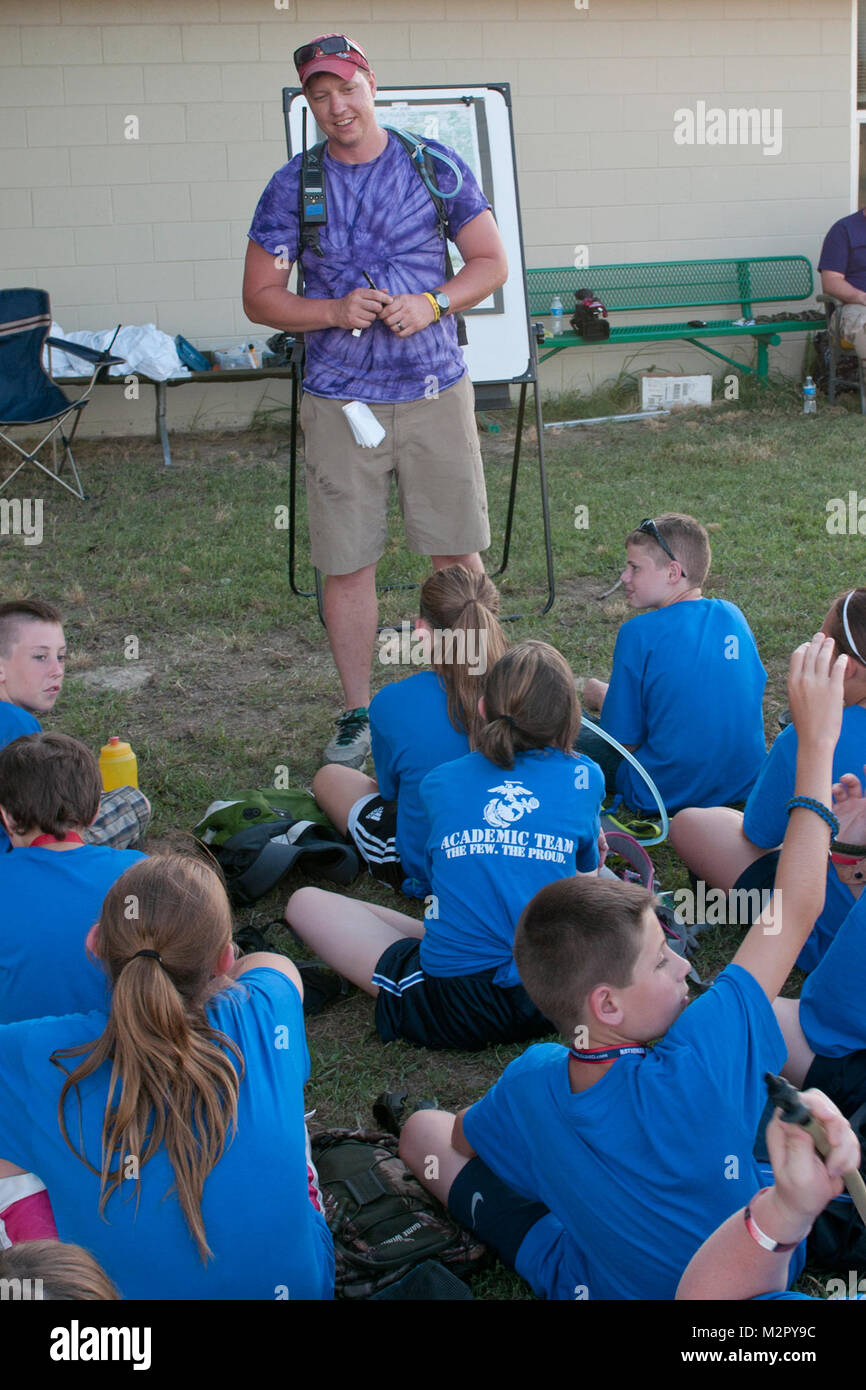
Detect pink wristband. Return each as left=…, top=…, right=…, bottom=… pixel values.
left=2, top=1189, right=58, bottom=1243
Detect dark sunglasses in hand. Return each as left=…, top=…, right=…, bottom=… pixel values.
left=637, top=517, right=680, bottom=568
left=293, top=36, right=367, bottom=70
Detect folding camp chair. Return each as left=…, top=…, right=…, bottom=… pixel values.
left=0, top=287, right=124, bottom=501
left=816, top=291, right=866, bottom=414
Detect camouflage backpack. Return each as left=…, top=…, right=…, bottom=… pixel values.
left=310, top=1128, right=487, bottom=1299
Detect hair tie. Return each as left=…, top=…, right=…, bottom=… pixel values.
left=501, top=714, right=515, bottom=728
left=128, top=948, right=163, bottom=966
left=842, top=591, right=866, bottom=665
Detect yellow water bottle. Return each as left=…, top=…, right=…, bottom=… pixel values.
left=99, top=736, right=138, bottom=792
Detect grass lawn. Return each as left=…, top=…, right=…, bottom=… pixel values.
left=3, top=368, right=863, bottom=1300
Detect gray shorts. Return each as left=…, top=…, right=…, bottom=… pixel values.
left=300, top=372, right=491, bottom=575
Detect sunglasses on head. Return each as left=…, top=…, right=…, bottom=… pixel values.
left=637, top=518, right=682, bottom=571
left=293, top=36, right=367, bottom=70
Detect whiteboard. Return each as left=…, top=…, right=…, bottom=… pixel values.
left=282, top=84, right=533, bottom=386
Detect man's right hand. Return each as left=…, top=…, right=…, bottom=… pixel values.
left=332, top=287, right=392, bottom=332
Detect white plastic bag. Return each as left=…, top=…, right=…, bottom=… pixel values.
left=44, top=322, right=190, bottom=382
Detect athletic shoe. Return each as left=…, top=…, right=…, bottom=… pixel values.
left=323, top=706, right=370, bottom=768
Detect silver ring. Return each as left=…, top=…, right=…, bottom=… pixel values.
left=397, top=320, right=404, bottom=330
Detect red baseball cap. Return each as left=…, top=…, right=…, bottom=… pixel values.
left=294, top=34, right=372, bottom=86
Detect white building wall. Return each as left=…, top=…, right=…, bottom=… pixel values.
left=0, top=0, right=853, bottom=433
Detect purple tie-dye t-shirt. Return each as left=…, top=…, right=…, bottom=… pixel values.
left=247, top=131, right=490, bottom=403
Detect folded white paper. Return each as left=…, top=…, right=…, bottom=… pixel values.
left=342, top=400, right=386, bottom=448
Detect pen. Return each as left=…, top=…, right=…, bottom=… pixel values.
left=351, top=269, right=379, bottom=336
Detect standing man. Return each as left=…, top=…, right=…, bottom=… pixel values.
left=243, top=35, right=508, bottom=768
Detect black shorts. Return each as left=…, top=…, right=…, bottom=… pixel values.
left=804, top=1048, right=866, bottom=1119
left=448, top=1157, right=548, bottom=1269
left=347, top=793, right=404, bottom=891
left=731, top=849, right=780, bottom=919
left=372, top=936, right=555, bottom=1052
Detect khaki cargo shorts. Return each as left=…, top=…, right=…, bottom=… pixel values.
left=300, top=372, right=491, bottom=576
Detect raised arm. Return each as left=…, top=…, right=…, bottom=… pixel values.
left=732, top=635, right=846, bottom=1002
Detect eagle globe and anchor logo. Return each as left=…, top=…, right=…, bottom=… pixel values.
left=482, top=781, right=540, bottom=829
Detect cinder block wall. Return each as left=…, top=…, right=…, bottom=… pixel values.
left=0, top=0, right=853, bottom=433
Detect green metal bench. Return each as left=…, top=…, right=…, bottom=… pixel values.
left=526, top=257, right=817, bottom=378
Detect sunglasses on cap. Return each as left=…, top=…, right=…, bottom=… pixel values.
left=293, top=36, right=368, bottom=70
left=637, top=517, right=683, bottom=572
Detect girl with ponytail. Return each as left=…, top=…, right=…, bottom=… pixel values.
left=314, top=564, right=508, bottom=898
left=288, top=640, right=605, bottom=1050
left=0, top=854, right=334, bottom=1299
left=671, top=587, right=866, bottom=972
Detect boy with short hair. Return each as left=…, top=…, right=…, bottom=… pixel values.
left=0, top=599, right=150, bottom=852
left=0, top=732, right=146, bottom=1023
left=582, top=513, right=767, bottom=814
left=401, top=636, right=862, bottom=1299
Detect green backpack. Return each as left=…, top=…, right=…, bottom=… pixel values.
left=311, top=1129, right=488, bottom=1299
left=193, top=789, right=360, bottom=905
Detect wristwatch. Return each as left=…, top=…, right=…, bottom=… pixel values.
left=423, top=291, right=450, bottom=321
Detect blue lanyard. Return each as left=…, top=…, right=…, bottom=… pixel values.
left=569, top=1045, right=647, bottom=1064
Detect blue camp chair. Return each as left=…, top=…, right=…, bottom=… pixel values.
left=0, top=287, right=124, bottom=501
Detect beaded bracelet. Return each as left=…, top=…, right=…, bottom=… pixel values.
left=785, top=796, right=840, bottom=837
left=830, top=839, right=866, bottom=858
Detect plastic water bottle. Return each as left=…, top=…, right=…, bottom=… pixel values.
left=802, top=376, right=817, bottom=414
left=99, top=735, right=138, bottom=791
left=551, top=295, right=564, bottom=337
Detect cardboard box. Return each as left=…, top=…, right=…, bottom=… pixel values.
left=639, top=372, right=713, bottom=410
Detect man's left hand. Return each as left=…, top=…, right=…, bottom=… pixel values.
left=379, top=293, right=438, bottom=337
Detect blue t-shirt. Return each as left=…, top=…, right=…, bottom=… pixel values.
left=0, top=701, right=40, bottom=749
left=818, top=210, right=866, bottom=293
left=600, top=598, right=767, bottom=815
left=419, top=747, right=603, bottom=986
left=800, top=891, right=866, bottom=1058
left=248, top=131, right=490, bottom=403
left=0, top=844, right=146, bottom=1025
left=0, top=703, right=41, bottom=854
left=744, top=703, right=866, bottom=971
left=0, top=967, right=334, bottom=1300
left=370, top=670, right=470, bottom=896
left=463, top=964, right=804, bottom=1300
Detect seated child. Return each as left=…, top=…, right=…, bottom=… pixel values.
left=0, top=599, right=150, bottom=853
left=671, top=588, right=866, bottom=971
left=582, top=513, right=767, bottom=814
left=312, top=565, right=507, bottom=898
left=0, top=854, right=334, bottom=1300
left=287, top=640, right=605, bottom=1051
left=400, top=635, right=862, bottom=1298
left=0, top=732, right=146, bottom=1024
left=771, top=778, right=866, bottom=1108
left=676, top=1087, right=860, bottom=1301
